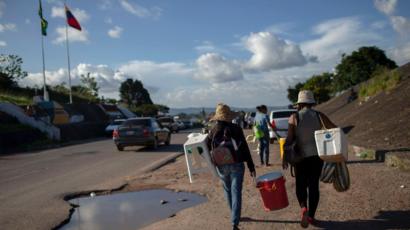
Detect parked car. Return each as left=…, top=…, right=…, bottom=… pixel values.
left=105, top=119, right=126, bottom=135
left=157, top=116, right=179, bottom=133
left=182, top=120, right=193, bottom=129
left=176, top=120, right=185, bottom=130
left=113, top=117, right=171, bottom=151
left=269, top=109, right=297, bottom=140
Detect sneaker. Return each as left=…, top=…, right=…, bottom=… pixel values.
left=265, top=163, right=271, bottom=167
left=300, top=207, right=309, bottom=228
left=307, top=217, right=317, bottom=226
left=232, top=225, right=240, bottom=230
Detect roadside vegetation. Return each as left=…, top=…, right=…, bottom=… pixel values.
left=287, top=46, right=398, bottom=104
left=0, top=92, right=31, bottom=105
left=359, top=67, right=401, bottom=99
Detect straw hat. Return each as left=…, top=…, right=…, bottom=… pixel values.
left=296, top=90, right=316, bottom=104
left=210, top=103, right=238, bottom=122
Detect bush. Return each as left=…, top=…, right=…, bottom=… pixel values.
left=359, top=67, right=401, bottom=99
left=0, top=91, right=31, bottom=105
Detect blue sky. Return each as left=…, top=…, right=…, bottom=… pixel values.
left=1, top=0, right=409, bottom=108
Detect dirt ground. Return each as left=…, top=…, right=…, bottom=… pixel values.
left=120, top=130, right=410, bottom=230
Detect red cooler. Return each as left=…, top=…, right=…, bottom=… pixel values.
left=256, top=172, right=289, bottom=211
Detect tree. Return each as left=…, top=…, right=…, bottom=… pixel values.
left=287, top=82, right=304, bottom=104
left=156, top=104, right=170, bottom=114
left=302, top=72, right=333, bottom=104
left=80, top=72, right=99, bottom=97
left=71, top=85, right=93, bottom=97
left=52, top=82, right=69, bottom=94
left=134, top=104, right=159, bottom=117
left=119, top=78, right=153, bottom=107
left=0, top=54, right=28, bottom=88
left=333, top=46, right=397, bottom=92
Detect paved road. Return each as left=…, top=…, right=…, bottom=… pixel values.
left=0, top=130, right=192, bottom=230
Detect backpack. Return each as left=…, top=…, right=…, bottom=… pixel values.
left=210, top=125, right=238, bottom=166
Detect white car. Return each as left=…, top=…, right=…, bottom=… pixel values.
left=269, top=109, right=297, bottom=140
left=105, top=119, right=126, bottom=136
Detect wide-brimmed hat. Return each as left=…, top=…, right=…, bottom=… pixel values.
left=296, top=90, right=316, bottom=104
left=210, top=103, right=238, bottom=122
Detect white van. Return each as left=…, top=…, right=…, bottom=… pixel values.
left=269, top=109, right=297, bottom=140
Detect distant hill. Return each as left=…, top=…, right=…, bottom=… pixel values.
left=169, top=106, right=288, bottom=116
left=316, top=62, right=410, bottom=150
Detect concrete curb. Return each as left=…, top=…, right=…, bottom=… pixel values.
left=140, top=152, right=184, bottom=173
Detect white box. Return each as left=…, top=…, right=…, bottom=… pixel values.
left=314, top=128, right=348, bottom=162
left=183, top=133, right=218, bottom=183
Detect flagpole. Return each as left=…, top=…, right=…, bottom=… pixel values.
left=40, top=28, right=49, bottom=101
left=65, top=14, right=73, bottom=104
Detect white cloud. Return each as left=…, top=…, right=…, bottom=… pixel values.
left=54, top=26, right=89, bottom=44
left=374, top=0, right=397, bottom=16
left=371, top=20, right=388, bottom=30
left=164, top=73, right=301, bottom=108
left=244, top=32, right=310, bottom=71
left=23, top=60, right=195, bottom=101
left=390, top=42, right=410, bottom=65
left=390, top=16, right=410, bottom=37
left=105, top=17, right=113, bottom=24
left=0, top=23, right=16, bottom=32
left=99, top=0, right=112, bottom=10
left=0, top=40, right=6, bottom=46
left=195, top=41, right=216, bottom=53
left=265, top=22, right=295, bottom=36
left=302, top=17, right=382, bottom=61
left=119, top=0, right=162, bottom=19
left=0, top=1, right=5, bottom=18
left=22, top=68, right=68, bottom=87
left=51, top=6, right=90, bottom=22
left=108, top=26, right=123, bottom=38
left=194, top=53, right=244, bottom=83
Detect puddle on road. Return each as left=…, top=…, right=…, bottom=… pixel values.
left=60, top=189, right=207, bottom=230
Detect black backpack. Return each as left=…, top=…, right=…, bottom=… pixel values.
left=210, top=125, right=239, bottom=166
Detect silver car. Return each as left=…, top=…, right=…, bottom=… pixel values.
left=113, top=117, right=171, bottom=151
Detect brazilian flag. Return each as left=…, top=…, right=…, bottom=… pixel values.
left=38, top=0, right=48, bottom=36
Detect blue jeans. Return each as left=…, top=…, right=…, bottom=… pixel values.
left=216, top=162, right=245, bottom=226
left=258, top=136, right=270, bottom=165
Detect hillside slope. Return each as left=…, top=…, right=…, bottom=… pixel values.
left=316, top=62, right=410, bottom=150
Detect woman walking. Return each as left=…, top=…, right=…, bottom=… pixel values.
left=254, top=105, right=274, bottom=166
left=283, top=90, right=336, bottom=228
left=207, top=103, right=256, bottom=230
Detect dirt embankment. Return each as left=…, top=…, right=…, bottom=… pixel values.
left=316, top=62, right=410, bottom=152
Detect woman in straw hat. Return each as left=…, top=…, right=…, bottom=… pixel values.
left=283, top=90, right=336, bottom=228
left=206, top=103, right=256, bottom=230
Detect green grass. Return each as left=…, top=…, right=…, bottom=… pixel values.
left=359, top=68, right=401, bottom=99
left=357, top=149, right=376, bottom=160
left=0, top=92, right=31, bottom=105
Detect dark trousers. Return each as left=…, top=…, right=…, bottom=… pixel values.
left=295, top=156, right=323, bottom=218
